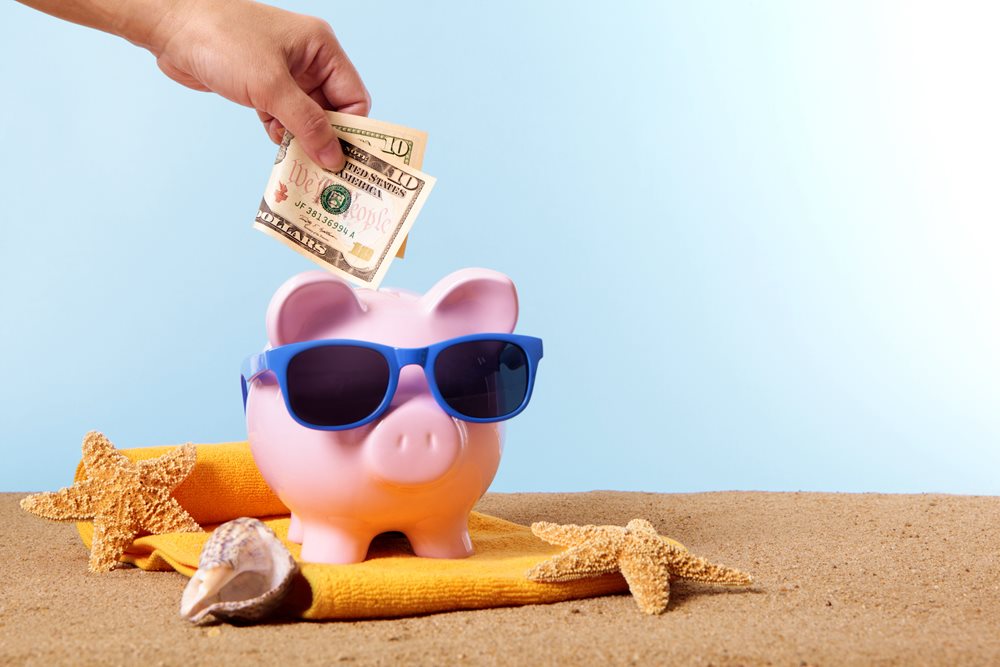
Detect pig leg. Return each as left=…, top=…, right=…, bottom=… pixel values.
left=405, top=514, right=474, bottom=558
left=300, top=518, right=375, bottom=564
left=287, top=513, right=303, bottom=544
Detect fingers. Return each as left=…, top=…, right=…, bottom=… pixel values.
left=316, top=31, right=371, bottom=117
left=254, top=23, right=370, bottom=164
left=256, top=110, right=284, bottom=144
left=265, top=74, right=345, bottom=170
left=265, top=119, right=285, bottom=144
left=321, top=65, right=370, bottom=117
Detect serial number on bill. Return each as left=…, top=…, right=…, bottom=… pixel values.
left=295, top=201, right=355, bottom=237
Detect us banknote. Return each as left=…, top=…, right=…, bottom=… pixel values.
left=254, top=122, right=435, bottom=289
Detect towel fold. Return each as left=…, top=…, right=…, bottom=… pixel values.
left=74, top=442, right=627, bottom=619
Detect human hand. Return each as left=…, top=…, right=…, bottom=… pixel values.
left=147, top=0, right=370, bottom=170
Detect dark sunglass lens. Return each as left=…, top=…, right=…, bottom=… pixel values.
left=434, top=341, right=529, bottom=419
left=286, top=346, right=390, bottom=427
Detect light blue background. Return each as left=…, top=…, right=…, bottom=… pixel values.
left=1, top=2, right=998, bottom=493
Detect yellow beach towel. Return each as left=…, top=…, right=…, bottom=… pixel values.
left=73, top=442, right=627, bottom=619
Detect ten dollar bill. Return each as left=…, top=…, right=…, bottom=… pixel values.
left=255, top=133, right=435, bottom=289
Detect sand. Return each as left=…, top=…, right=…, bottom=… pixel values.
left=2, top=490, right=999, bottom=666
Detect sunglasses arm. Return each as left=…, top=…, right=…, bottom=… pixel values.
left=240, top=352, right=271, bottom=412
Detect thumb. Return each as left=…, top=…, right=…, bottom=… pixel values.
left=266, top=76, right=345, bottom=170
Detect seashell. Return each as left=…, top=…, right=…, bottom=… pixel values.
left=180, top=517, right=298, bottom=623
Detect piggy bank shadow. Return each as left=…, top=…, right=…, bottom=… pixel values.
left=280, top=531, right=416, bottom=619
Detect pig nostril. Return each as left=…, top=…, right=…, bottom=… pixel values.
left=396, top=435, right=405, bottom=450
left=427, top=433, right=436, bottom=450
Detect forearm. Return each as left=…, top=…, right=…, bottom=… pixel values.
left=17, top=0, right=367, bottom=167
left=15, top=0, right=191, bottom=53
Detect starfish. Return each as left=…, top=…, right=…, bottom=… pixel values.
left=526, top=518, right=753, bottom=614
left=21, top=431, right=201, bottom=572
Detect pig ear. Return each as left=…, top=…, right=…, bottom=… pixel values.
left=266, top=271, right=365, bottom=346
left=422, top=268, right=519, bottom=333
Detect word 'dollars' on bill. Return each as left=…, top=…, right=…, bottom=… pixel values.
left=255, top=122, right=435, bottom=289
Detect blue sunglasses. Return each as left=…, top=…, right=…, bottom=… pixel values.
left=242, top=333, right=543, bottom=431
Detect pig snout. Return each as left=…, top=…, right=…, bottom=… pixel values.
left=363, top=396, right=462, bottom=485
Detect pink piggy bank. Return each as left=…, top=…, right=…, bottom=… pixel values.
left=242, top=268, right=542, bottom=564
